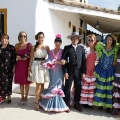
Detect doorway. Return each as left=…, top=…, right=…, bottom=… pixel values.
left=0, top=9, right=7, bottom=35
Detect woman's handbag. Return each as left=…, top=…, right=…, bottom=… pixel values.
left=27, top=72, right=32, bottom=81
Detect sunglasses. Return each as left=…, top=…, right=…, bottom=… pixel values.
left=88, top=39, right=93, bottom=42
left=19, top=35, right=26, bottom=38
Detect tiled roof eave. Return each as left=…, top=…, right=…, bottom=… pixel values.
left=49, top=0, right=120, bottom=15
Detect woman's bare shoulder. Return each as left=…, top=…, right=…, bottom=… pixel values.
left=15, top=43, right=20, bottom=48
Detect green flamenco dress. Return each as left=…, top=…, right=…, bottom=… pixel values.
left=93, top=42, right=118, bottom=108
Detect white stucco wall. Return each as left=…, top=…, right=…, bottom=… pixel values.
left=0, top=0, right=87, bottom=48
left=0, top=0, right=36, bottom=45
left=35, top=0, right=87, bottom=49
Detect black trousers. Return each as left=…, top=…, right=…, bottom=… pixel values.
left=64, top=73, right=82, bottom=104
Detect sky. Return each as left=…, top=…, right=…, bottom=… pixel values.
left=89, top=0, right=120, bottom=10
left=87, top=0, right=120, bottom=34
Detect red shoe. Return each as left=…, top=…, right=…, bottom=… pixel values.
left=0, top=97, right=4, bottom=104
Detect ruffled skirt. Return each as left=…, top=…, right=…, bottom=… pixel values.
left=113, top=74, right=120, bottom=109
left=39, top=79, right=68, bottom=112
left=93, top=64, right=114, bottom=108
left=80, top=76, right=96, bottom=106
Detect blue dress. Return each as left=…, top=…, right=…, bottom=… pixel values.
left=93, top=42, right=118, bottom=108
left=39, top=49, right=69, bottom=112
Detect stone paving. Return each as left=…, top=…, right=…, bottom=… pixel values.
left=0, top=83, right=120, bottom=120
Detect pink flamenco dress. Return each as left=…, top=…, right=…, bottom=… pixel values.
left=39, top=49, right=69, bottom=112
left=14, top=43, right=31, bottom=85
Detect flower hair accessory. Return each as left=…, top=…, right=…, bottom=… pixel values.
left=56, top=34, right=61, bottom=39
left=93, top=41, right=98, bottom=47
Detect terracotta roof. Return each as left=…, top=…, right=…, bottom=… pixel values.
left=49, top=0, right=120, bottom=15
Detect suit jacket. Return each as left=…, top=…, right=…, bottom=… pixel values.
left=62, top=44, right=86, bottom=75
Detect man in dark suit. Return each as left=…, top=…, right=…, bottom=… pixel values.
left=62, top=32, right=86, bottom=112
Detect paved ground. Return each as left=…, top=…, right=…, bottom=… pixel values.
left=0, top=83, right=120, bottom=120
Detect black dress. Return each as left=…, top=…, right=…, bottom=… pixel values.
left=0, top=44, right=16, bottom=97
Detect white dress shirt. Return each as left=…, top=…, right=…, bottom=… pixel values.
left=72, top=44, right=77, bottom=51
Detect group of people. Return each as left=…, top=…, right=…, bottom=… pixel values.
left=0, top=31, right=120, bottom=115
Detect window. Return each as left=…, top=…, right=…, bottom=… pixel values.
left=80, top=19, right=83, bottom=27
left=80, top=0, right=86, bottom=3
left=72, top=25, right=76, bottom=32
left=83, top=31, right=86, bottom=44
left=0, top=9, right=7, bottom=35
left=79, top=28, right=82, bottom=35
left=0, top=12, right=4, bottom=35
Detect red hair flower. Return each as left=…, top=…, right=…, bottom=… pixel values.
left=93, top=41, right=98, bottom=47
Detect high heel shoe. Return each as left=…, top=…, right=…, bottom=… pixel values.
left=19, top=97, right=24, bottom=105
left=23, top=96, right=28, bottom=105
left=35, top=102, right=40, bottom=111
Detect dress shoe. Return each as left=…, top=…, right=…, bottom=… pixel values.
left=98, top=106, right=103, bottom=110
left=88, top=105, right=93, bottom=109
left=74, top=102, right=83, bottom=112
left=105, top=108, right=111, bottom=113
left=112, top=108, right=119, bottom=115
left=83, top=104, right=88, bottom=108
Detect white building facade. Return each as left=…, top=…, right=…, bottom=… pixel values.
left=0, top=0, right=87, bottom=48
